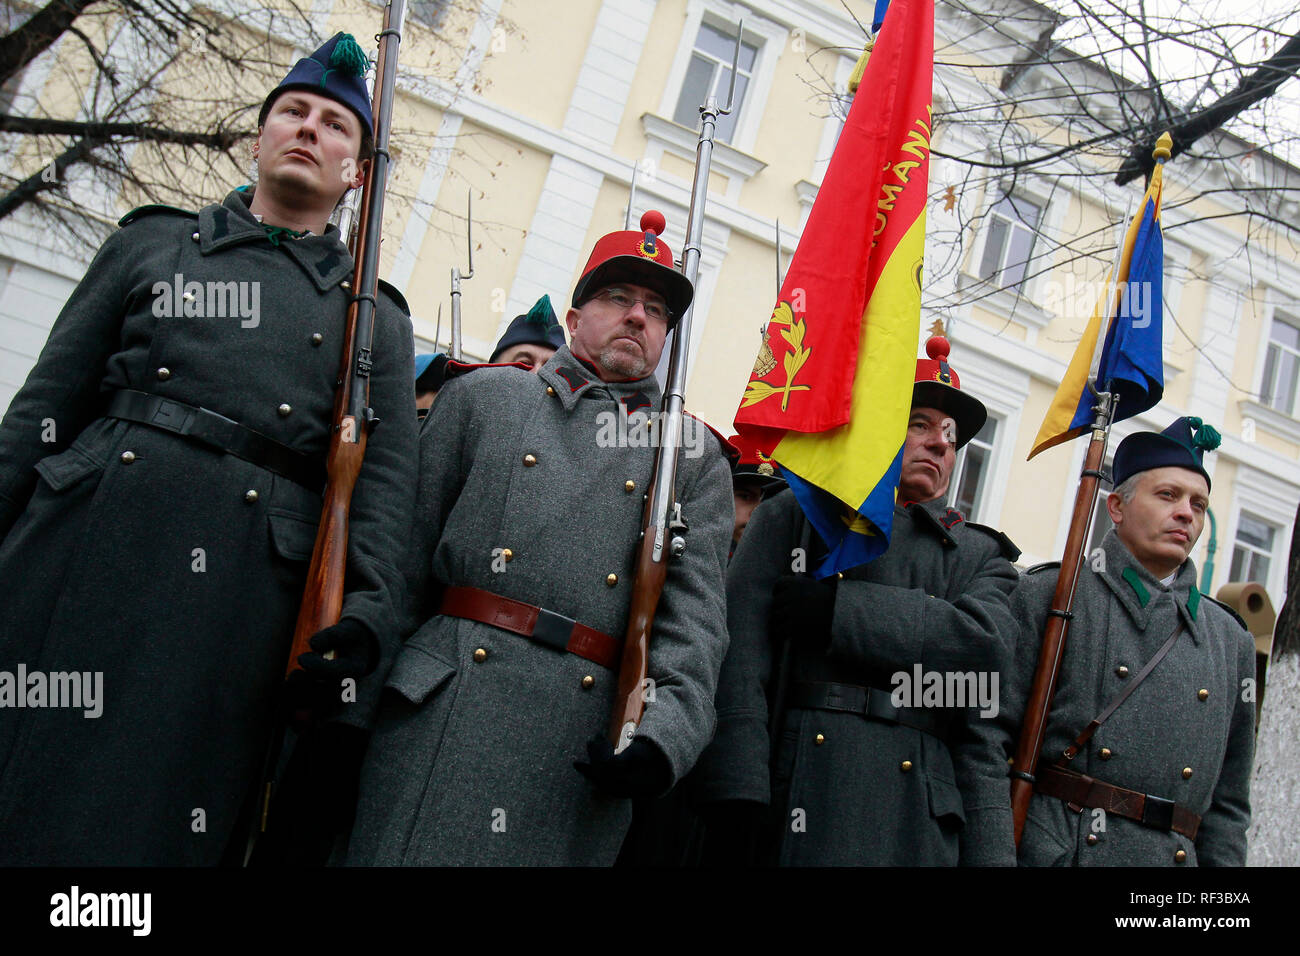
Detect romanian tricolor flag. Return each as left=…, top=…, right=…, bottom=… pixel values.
left=1029, top=133, right=1172, bottom=459
left=733, top=0, right=932, bottom=577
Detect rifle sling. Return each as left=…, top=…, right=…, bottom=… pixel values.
left=1060, top=617, right=1185, bottom=762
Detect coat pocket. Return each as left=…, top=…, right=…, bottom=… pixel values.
left=384, top=643, right=457, bottom=706
left=925, top=773, right=967, bottom=825
left=33, top=446, right=103, bottom=492
left=267, top=508, right=319, bottom=562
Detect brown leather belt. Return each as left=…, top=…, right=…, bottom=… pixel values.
left=1035, top=763, right=1201, bottom=840
left=439, top=585, right=619, bottom=670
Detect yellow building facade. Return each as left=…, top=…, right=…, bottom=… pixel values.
left=2, top=0, right=1299, bottom=609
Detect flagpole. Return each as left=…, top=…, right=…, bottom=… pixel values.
left=1009, top=133, right=1172, bottom=845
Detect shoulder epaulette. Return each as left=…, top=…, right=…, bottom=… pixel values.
left=965, top=521, right=1022, bottom=562
left=117, top=204, right=197, bottom=227
left=1025, top=561, right=1061, bottom=575
left=1201, top=594, right=1250, bottom=633
left=377, top=279, right=410, bottom=317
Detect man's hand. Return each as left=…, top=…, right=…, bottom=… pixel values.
left=768, top=574, right=838, bottom=652
left=574, top=735, right=672, bottom=799
left=283, top=619, right=377, bottom=722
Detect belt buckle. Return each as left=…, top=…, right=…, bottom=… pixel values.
left=1141, top=793, right=1176, bottom=831
left=150, top=399, right=195, bottom=433
left=533, top=605, right=577, bottom=651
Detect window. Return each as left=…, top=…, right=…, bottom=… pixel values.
left=671, top=21, right=757, bottom=144
left=1230, top=513, right=1276, bottom=585
left=408, top=0, right=450, bottom=28
left=947, top=417, right=997, bottom=521
left=977, top=194, right=1043, bottom=291
left=1259, top=312, right=1300, bottom=416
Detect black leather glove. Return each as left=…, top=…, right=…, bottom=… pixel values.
left=248, top=722, right=371, bottom=867
left=575, top=735, right=673, bottom=799
left=298, top=618, right=378, bottom=679
left=699, top=799, right=771, bottom=867
left=768, top=574, right=838, bottom=652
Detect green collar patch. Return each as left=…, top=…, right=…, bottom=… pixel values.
left=1187, top=585, right=1201, bottom=621
left=1121, top=567, right=1150, bottom=608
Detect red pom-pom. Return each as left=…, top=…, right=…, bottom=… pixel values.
left=640, top=210, right=666, bottom=236
left=925, top=335, right=950, bottom=362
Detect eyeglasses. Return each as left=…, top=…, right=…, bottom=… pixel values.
left=592, top=288, right=671, bottom=322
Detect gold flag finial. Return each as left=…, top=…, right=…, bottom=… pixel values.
left=928, top=318, right=946, bottom=338
left=848, top=40, right=874, bottom=94
left=1153, top=131, right=1173, bottom=163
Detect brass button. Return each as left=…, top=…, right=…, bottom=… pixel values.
left=473, top=648, right=487, bottom=663
left=1086, top=834, right=1098, bottom=846
left=1116, top=665, right=1129, bottom=678
left=606, top=573, right=618, bottom=587
left=311, top=333, right=324, bottom=346
left=1099, top=747, right=1112, bottom=760
left=900, top=760, right=913, bottom=772
left=156, top=367, right=171, bottom=381
left=1175, top=849, right=1187, bottom=863
left=191, top=231, right=200, bottom=241
left=120, top=451, right=136, bottom=463
left=546, top=386, right=555, bottom=396
left=1198, top=688, right=1209, bottom=701
left=341, top=280, right=351, bottom=290
left=814, top=734, right=825, bottom=745
left=502, top=548, right=513, bottom=562
left=624, top=480, right=636, bottom=493
left=836, top=572, right=844, bottom=580
left=244, top=490, right=258, bottom=503
left=1182, top=767, right=1193, bottom=779
left=581, top=675, right=595, bottom=690
left=523, top=454, right=537, bottom=467
left=278, top=403, right=292, bottom=417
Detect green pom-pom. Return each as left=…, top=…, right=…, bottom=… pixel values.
left=1191, top=422, right=1221, bottom=451
left=329, top=33, right=370, bottom=78
left=524, top=294, right=558, bottom=328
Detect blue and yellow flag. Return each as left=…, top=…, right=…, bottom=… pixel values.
left=734, top=0, right=932, bottom=576
left=1030, top=133, right=1172, bottom=459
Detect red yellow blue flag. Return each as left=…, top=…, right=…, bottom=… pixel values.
left=733, top=0, right=932, bottom=576
left=1030, top=132, right=1172, bottom=459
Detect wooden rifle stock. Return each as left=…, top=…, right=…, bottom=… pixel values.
left=608, top=467, right=671, bottom=747
left=1009, top=421, right=1109, bottom=842
left=285, top=1, right=406, bottom=676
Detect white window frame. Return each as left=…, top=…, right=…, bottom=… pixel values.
left=962, top=173, right=1065, bottom=331
left=1256, top=307, right=1300, bottom=418
left=1221, top=464, right=1295, bottom=606
left=655, top=0, right=786, bottom=156
left=946, top=413, right=1000, bottom=523
left=1228, top=511, right=1277, bottom=587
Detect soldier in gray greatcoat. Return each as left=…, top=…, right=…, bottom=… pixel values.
left=344, top=212, right=733, bottom=866
left=966, top=417, right=1256, bottom=866
left=692, top=336, right=1021, bottom=866
left=0, top=34, right=416, bottom=865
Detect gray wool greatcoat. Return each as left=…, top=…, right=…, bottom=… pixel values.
left=345, top=346, right=733, bottom=866
left=964, top=529, right=1256, bottom=867
left=690, top=490, right=1020, bottom=866
left=0, top=189, right=417, bottom=865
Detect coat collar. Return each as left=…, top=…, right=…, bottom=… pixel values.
left=1095, top=529, right=1203, bottom=642
left=196, top=189, right=355, bottom=293
left=901, top=499, right=963, bottom=549
left=538, top=346, right=662, bottom=414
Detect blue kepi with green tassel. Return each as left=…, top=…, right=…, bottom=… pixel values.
left=1112, top=416, right=1222, bottom=491
left=258, top=32, right=373, bottom=135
